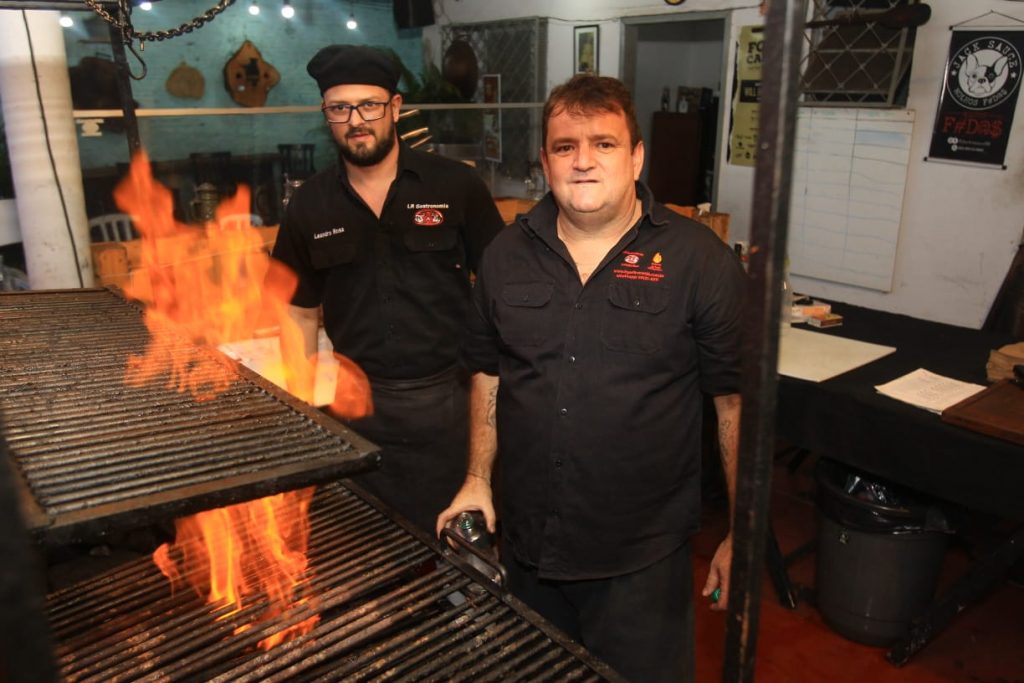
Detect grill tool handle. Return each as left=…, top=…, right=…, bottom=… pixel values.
left=441, top=526, right=508, bottom=587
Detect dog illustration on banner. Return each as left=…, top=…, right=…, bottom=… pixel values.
left=948, top=36, right=1022, bottom=111
left=963, top=52, right=1009, bottom=97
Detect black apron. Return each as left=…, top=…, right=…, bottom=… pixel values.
left=344, top=366, right=469, bottom=534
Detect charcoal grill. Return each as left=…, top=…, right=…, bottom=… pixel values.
left=47, top=482, right=625, bottom=682
left=0, top=288, right=380, bottom=544
left=4, top=288, right=626, bottom=681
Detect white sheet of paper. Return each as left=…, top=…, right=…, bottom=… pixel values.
left=874, top=368, right=985, bottom=414
left=778, top=326, right=896, bottom=383
left=218, top=330, right=338, bottom=407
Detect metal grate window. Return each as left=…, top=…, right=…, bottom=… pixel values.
left=800, top=0, right=919, bottom=107
left=441, top=18, right=547, bottom=177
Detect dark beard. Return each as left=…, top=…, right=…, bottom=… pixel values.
left=337, top=124, right=397, bottom=167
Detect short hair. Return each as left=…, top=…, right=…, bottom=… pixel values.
left=542, top=75, right=641, bottom=149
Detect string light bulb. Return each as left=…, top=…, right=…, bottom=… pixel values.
left=139, top=1, right=152, bottom=10
left=281, top=0, right=294, bottom=18
left=346, top=12, right=357, bottom=30
left=248, top=0, right=260, bottom=16
left=58, top=15, right=73, bottom=28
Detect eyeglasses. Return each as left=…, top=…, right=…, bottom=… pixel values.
left=321, top=100, right=391, bottom=124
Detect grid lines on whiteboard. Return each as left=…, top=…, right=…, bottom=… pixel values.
left=789, top=107, right=915, bottom=292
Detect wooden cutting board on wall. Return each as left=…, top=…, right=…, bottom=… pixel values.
left=224, top=41, right=280, bottom=107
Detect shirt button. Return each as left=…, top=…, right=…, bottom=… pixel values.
left=568, top=355, right=576, bottom=364
left=522, top=295, right=530, bottom=302
left=574, top=303, right=583, bottom=310
left=559, top=408, right=568, bottom=416
left=554, top=458, right=563, bottom=467
left=633, top=299, right=642, bottom=307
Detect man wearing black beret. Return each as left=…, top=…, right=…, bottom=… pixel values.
left=272, top=44, right=504, bottom=533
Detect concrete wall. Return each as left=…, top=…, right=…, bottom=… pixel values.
left=430, top=0, right=1024, bottom=329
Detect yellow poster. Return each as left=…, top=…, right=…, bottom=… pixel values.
left=729, top=25, right=763, bottom=167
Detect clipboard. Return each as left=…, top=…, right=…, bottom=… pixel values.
left=940, top=380, right=1024, bottom=446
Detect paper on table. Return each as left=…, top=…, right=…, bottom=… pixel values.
left=874, top=368, right=986, bottom=414
left=218, top=330, right=338, bottom=407
left=778, top=327, right=896, bottom=382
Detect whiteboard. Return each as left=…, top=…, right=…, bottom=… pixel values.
left=789, top=108, right=915, bottom=292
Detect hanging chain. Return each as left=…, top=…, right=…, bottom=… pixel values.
left=82, top=0, right=236, bottom=46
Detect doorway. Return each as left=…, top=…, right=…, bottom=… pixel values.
left=622, top=14, right=728, bottom=207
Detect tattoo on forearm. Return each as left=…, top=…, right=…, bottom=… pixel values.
left=486, top=385, right=498, bottom=428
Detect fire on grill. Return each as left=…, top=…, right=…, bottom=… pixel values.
left=47, top=482, right=625, bottom=682
left=0, top=287, right=380, bottom=544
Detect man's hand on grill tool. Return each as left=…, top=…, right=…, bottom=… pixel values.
left=701, top=533, right=733, bottom=611
left=435, top=474, right=497, bottom=539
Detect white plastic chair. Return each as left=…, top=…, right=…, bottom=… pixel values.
left=88, top=213, right=136, bottom=242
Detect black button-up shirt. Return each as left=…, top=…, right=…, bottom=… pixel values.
left=463, top=184, right=745, bottom=580
left=272, top=144, right=504, bottom=380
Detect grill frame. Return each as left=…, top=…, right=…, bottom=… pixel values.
left=0, top=288, right=381, bottom=546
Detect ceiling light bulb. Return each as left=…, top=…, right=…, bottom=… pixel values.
left=346, top=13, right=357, bottom=30
left=139, top=1, right=152, bottom=10
left=281, top=0, right=294, bottom=18
left=249, top=0, right=260, bottom=16
left=59, top=15, right=74, bottom=28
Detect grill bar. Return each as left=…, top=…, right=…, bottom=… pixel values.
left=0, top=288, right=380, bottom=544
left=47, top=483, right=626, bottom=682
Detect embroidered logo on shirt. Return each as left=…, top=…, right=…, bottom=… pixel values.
left=313, top=227, right=346, bottom=240
left=621, top=251, right=643, bottom=268
left=414, top=208, right=445, bottom=226
left=614, top=249, right=665, bottom=282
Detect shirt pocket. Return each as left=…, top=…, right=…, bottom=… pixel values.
left=403, top=226, right=459, bottom=252
left=497, top=282, right=554, bottom=347
left=309, top=236, right=358, bottom=270
left=601, top=282, right=671, bottom=354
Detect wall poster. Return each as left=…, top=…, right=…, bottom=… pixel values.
left=728, top=25, right=763, bottom=167
left=927, top=30, right=1024, bottom=168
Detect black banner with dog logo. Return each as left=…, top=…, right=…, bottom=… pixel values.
left=927, top=30, right=1024, bottom=168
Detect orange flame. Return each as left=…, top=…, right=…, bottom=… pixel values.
left=115, top=151, right=371, bottom=649
left=153, top=487, right=317, bottom=649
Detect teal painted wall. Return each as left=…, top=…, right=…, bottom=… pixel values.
left=65, top=0, right=424, bottom=170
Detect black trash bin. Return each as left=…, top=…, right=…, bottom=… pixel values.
left=815, top=459, right=951, bottom=646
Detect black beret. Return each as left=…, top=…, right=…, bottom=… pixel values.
left=306, top=45, right=400, bottom=95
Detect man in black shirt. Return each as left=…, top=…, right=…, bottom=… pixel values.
left=437, top=75, right=745, bottom=682
left=272, top=45, right=504, bottom=533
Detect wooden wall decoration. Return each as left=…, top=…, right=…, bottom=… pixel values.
left=224, top=41, right=280, bottom=107
left=166, top=61, right=205, bottom=100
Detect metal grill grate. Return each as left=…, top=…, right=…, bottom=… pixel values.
left=0, top=289, right=380, bottom=544
left=47, top=482, right=624, bottom=682
left=800, top=0, right=918, bottom=107
left=442, top=18, right=547, bottom=177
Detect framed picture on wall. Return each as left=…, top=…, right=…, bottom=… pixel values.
left=574, top=25, right=599, bottom=74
